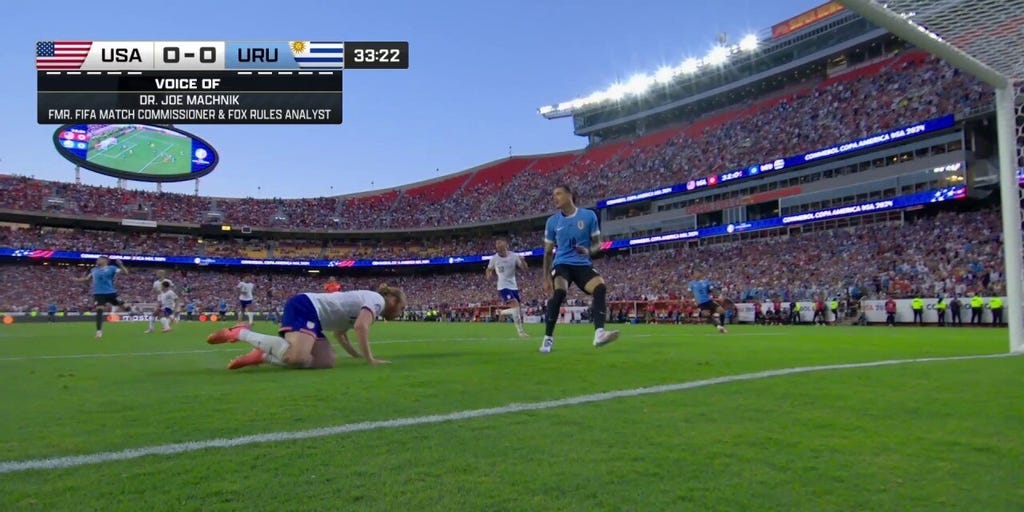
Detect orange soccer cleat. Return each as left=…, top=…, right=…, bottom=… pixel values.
left=206, top=323, right=250, bottom=344
left=228, top=348, right=265, bottom=370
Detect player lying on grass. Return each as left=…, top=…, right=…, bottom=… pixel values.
left=207, top=285, right=406, bottom=370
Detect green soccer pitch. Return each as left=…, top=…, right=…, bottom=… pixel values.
left=87, top=128, right=192, bottom=176
left=0, top=321, right=1020, bottom=510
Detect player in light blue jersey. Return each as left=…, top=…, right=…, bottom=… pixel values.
left=539, top=184, right=619, bottom=353
left=689, top=271, right=728, bottom=333
left=75, top=255, right=130, bottom=339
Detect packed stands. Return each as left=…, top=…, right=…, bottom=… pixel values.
left=0, top=208, right=1003, bottom=316
left=0, top=54, right=993, bottom=232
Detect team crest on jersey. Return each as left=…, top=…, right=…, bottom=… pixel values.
left=577, top=220, right=584, bottom=230
left=306, top=321, right=315, bottom=330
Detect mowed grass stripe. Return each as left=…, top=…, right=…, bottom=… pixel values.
left=0, top=352, right=1013, bottom=474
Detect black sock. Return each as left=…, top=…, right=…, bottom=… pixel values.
left=592, top=284, right=607, bottom=330
left=96, top=308, right=104, bottom=330
left=545, top=289, right=566, bottom=337
left=718, top=309, right=726, bottom=327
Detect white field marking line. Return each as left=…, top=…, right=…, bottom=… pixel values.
left=93, top=142, right=139, bottom=161
left=0, top=352, right=1016, bottom=474
left=87, top=132, right=143, bottom=161
left=138, top=142, right=175, bottom=173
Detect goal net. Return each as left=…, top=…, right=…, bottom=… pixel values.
left=837, top=0, right=1024, bottom=353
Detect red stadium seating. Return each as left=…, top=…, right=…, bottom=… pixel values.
left=0, top=53, right=993, bottom=233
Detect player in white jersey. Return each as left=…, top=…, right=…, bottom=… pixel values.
left=145, top=270, right=170, bottom=333
left=237, top=276, right=256, bottom=325
left=207, top=284, right=407, bottom=370
left=486, top=238, right=529, bottom=338
left=156, top=280, right=178, bottom=333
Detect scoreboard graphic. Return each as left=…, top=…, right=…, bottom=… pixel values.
left=36, top=40, right=409, bottom=125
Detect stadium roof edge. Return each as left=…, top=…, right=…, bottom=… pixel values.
left=538, top=5, right=861, bottom=119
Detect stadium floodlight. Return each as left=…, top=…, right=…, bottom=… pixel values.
left=679, top=57, right=701, bottom=74
left=739, top=34, right=759, bottom=52
left=707, top=46, right=730, bottom=66
left=836, top=0, right=1024, bottom=353
left=654, top=66, right=676, bottom=84
left=607, top=83, right=630, bottom=101
left=538, top=31, right=765, bottom=117
left=626, top=74, right=654, bottom=95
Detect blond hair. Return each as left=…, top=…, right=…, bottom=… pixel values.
left=377, top=283, right=407, bottom=305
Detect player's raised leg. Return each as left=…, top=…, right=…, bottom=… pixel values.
left=160, top=307, right=173, bottom=332
left=583, top=274, right=619, bottom=347
left=486, top=238, right=530, bottom=338
left=146, top=309, right=157, bottom=334
left=541, top=276, right=567, bottom=353
left=509, top=297, right=529, bottom=338
left=226, top=337, right=336, bottom=370
left=212, top=325, right=317, bottom=369
left=714, top=299, right=731, bottom=334
left=94, top=301, right=106, bottom=339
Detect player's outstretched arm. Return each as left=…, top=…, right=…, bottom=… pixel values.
left=517, top=254, right=528, bottom=270
left=114, top=259, right=128, bottom=273
left=333, top=330, right=362, bottom=359
left=589, top=234, right=602, bottom=256
left=354, top=308, right=389, bottom=365
left=542, top=242, right=555, bottom=294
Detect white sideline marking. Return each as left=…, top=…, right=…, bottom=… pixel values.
left=0, top=352, right=1015, bottom=473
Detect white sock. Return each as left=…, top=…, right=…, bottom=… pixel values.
left=161, top=317, right=170, bottom=329
left=148, top=317, right=154, bottom=329
left=247, top=312, right=255, bottom=324
left=511, top=309, right=522, bottom=331
left=238, top=329, right=290, bottom=360
left=262, top=351, right=286, bottom=367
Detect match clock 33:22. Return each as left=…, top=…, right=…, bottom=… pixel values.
left=345, top=41, right=409, bottom=69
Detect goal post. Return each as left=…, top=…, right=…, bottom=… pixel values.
left=836, top=0, right=1024, bottom=353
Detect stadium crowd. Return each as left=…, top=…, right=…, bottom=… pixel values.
left=0, top=54, right=993, bottom=231
left=0, top=227, right=197, bottom=255
left=0, top=226, right=532, bottom=261
left=0, top=208, right=1004, bottom=317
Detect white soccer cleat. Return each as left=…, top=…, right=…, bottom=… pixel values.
left=594, top=329, right=620, bottom=347
left=95, top=330, right=103, bottom=339
left=518, top=330, right=530, bottom=339
left=539, top=337, right=554, bottom=353
left=144, top=329, right=154, bottom=334
left=717, top=325, right=728, bottom=334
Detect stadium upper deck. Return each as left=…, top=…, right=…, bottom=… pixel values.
left=0, top=52, right=992, bottom=233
